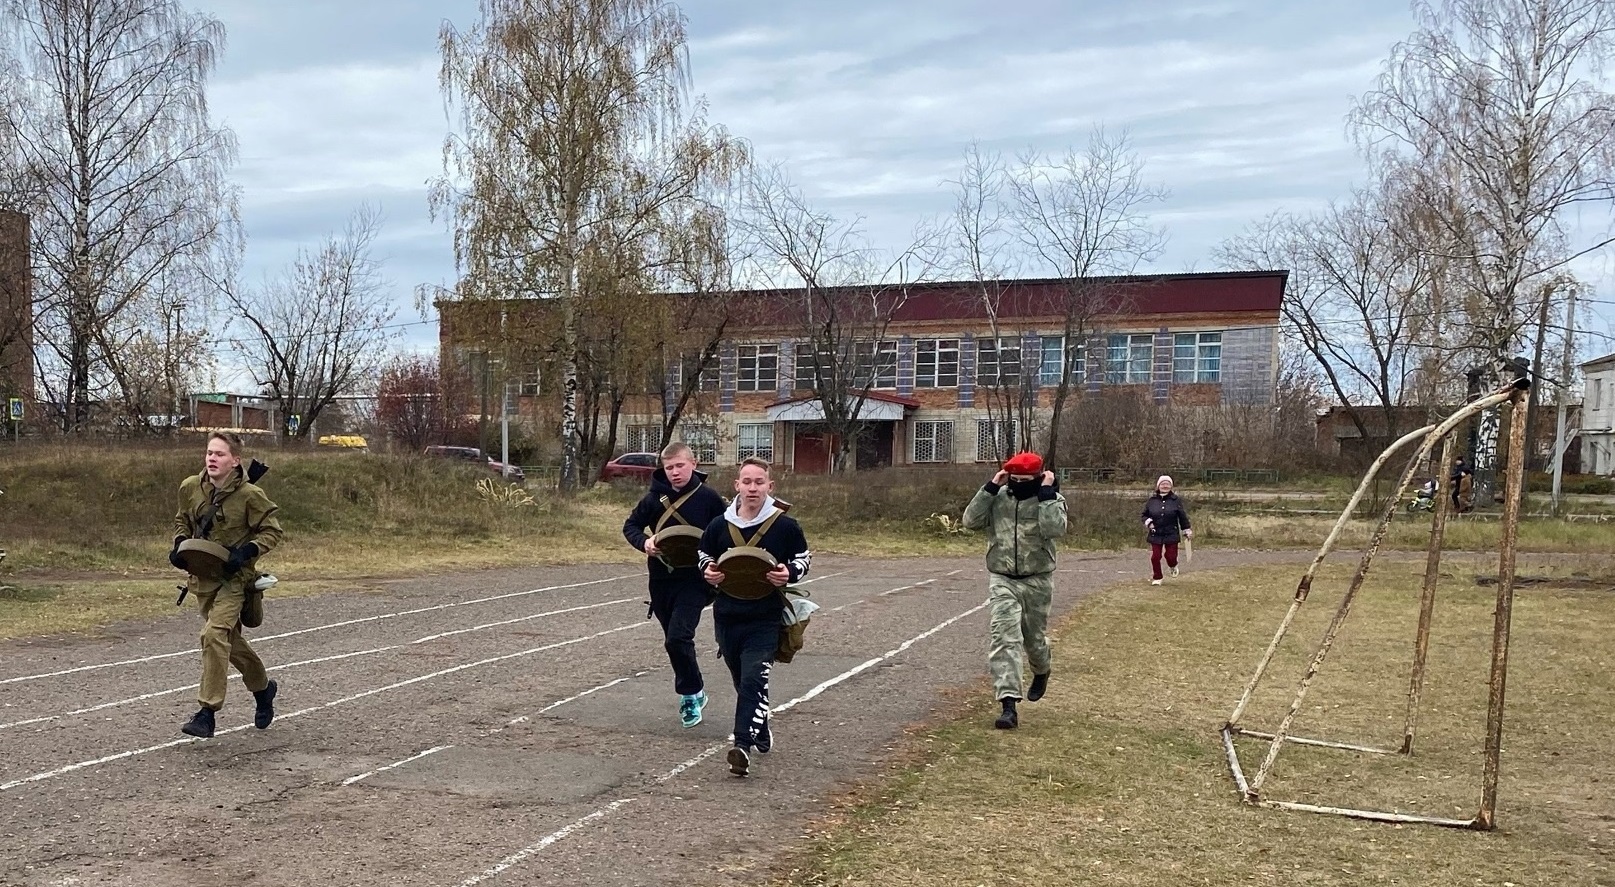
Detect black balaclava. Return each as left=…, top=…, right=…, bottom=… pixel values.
left=1008, top=478, right=1041, bottom=500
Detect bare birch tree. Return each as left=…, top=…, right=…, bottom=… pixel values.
left=432, top=0, right=748, bottom=492
left=1, top=0, right=239, bottom=432
left=649, top=195, right=740, bottom=450
left=942, top=144, right=1031, bottom=463
left=1006, top=128, right=1167, bottom=466
left=740, top=164, right=943, bottom=472
left=227, top=205, right=397, bottom=440
left=1217, top=177, right=1454, bottom=452
left=1351, top=0, right=1615, bottom=385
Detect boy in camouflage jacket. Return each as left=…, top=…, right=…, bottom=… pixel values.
left=962, top=451, right=1067, bottom=729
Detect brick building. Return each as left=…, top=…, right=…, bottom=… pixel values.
left=440, top=270, right=1287, bottom=472
left=0, top=209, right=33, bottom=407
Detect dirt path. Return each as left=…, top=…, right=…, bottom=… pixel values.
left=0, top=549, right=1306, bottom=887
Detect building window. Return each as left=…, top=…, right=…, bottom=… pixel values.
left=914, top=338, right=959, bottom=388
left=736, top=344, right=778, bottom=392
left=854, top=340, right=898, bottom=389
left=976, top=337, right=1022, bottom=388
left=672, top=355, right=719, bottom=392
left=1038, top=336, right=1086, bottom=385
left=626, top=424, right=660, bottom=453
left=794, top=343, right=830, bottom=390
left=1173, top=332, right=1222, bottom=383
left=737, top=423, right=774, bottom=462
left=681, top=425, right=718, bottom=464
left=517, top=368, right=541, bottom=396
left=913, top=420, right=954, bottom=463
left=975, top=417, right=1017, bottom=462
left=1106, top=334, right=1153, bottom=384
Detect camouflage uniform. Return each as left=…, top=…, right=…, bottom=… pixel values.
left=962, top=480, right=1067, bottom=700
left=173, top=468, right=284, bottom=712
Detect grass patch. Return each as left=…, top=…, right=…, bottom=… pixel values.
left=3, top=442, right=1615, bottom=638
left=775, top=558, right=1615, bottom=887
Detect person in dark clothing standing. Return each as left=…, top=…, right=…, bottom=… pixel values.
left=698, top=457, right=811, bottom=777
left=622, top=442, right=728, bottom=728
left=1142, top=474, right=1192, bottom=585
left=1449, top=458, right=1475, bottom=513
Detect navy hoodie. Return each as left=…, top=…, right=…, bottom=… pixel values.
left=697, top=496, right=811, bottom=621
left=623, top=468, right=728, bottom=578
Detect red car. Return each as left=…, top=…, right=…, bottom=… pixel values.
left=423, top=445, right=525, bottom=482
left=599, top=452, right=658, bottom=483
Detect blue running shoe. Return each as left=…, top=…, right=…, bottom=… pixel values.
left=679, top=690, right=708, bottom=728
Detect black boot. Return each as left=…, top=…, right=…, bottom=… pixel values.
left=181, top=707, right=215, bottom=738
left=1027, top=672, right=1050, bottom=702
left=994, top=697, right=1018, bottom=729
left=253, top=680, right=278, bottom=729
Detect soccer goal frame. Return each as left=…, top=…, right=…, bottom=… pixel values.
left=1221, top=376, right=1532, bottom=830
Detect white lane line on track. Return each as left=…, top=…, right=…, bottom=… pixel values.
left=334, top=571, right=861, bottom=785
left=341, top=745, right=455, bottom=786
left=829, top=569, right=961, bottom=612
left=0, top=597, right=640, bottom=730
left=1, top=622, right=650, bottom=792
left=343, top=670, right=658, bottom=785
left=0, top=574, right=639, bottom=686
left=446, top=596, right=992, bottom=886
left=453, top=800, right=637, bottom=887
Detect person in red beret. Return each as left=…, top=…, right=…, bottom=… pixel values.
left=961, top=450, right=1067, bottom=729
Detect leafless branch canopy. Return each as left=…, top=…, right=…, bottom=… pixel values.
left=1, top=0, right=240, bottom=431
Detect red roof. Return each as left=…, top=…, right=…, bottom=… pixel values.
left=719, top=271, right=1286, bottom=327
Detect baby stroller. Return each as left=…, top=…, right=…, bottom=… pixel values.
left=1406, top=478, right=1438, bottom=513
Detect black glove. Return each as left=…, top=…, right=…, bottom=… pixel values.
left=224, top=542, right=258, bottom=576
left=169, top=537, right=187, bottom=571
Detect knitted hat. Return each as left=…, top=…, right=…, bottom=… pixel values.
left=1156, top=474, right=1174, bottom=488
left=1003, top=452, right=1043, bottom=475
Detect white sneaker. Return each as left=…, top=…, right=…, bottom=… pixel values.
left=1150, top=578, right=1163, bottom=586
left=1170, top=567, right=1179, bottom=578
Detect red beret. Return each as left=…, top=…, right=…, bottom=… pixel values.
left=1003, top=452, right=1043, bottom=475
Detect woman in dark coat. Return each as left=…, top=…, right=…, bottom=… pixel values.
left=1141, top=474, right=1192, bottom=585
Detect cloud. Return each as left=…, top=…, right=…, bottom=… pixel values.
left=180, top=0, right=1613, bottom=368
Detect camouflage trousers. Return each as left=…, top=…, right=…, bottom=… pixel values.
left=987, top=572, right=1053, bottom=701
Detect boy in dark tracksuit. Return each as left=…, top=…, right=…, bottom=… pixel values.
left=698, top=457, right=811, bottom=777
left=622, top=443, right=728, bottom=727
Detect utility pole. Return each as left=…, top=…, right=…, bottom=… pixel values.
left=1550, top=289, right=1577, bottom=513
left=501, top=379, right=512, bottom=480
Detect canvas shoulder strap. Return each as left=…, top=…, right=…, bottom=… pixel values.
left=196, top=485, right=233, bottom=540
left=653, top=487, right=700, bottom=533
left=726, top=510, right=783, bottom=549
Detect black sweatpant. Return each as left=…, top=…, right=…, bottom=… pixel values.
left=714, top=611, right=778, bottom=749
left=648, top=571, right=714, bottom=697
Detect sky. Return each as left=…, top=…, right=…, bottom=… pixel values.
left=189, top=0, right=1615, bottom=381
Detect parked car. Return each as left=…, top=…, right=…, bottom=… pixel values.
left=423, top=445, right=525, bottom=482
left=599, top=452, right=658, bottom=483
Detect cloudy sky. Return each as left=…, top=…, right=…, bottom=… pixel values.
left=191, top=0, right=1613, bottom=372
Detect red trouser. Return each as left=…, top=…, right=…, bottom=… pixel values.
left=1150, top=543, right=1179, bottom=580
